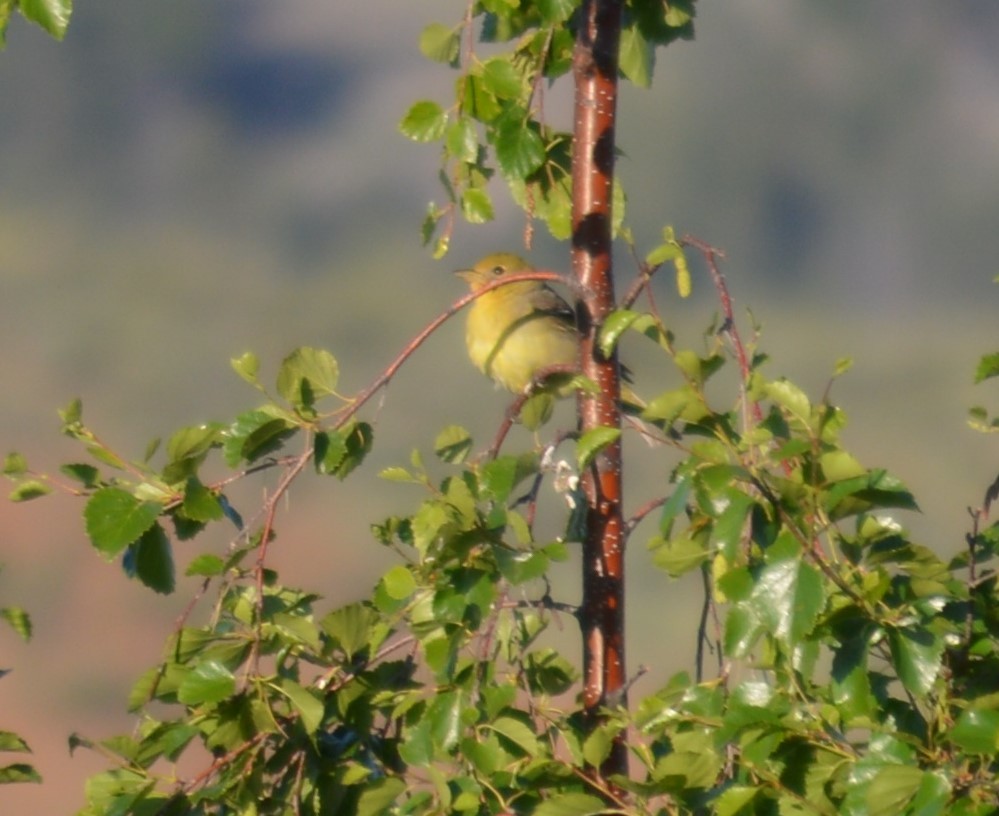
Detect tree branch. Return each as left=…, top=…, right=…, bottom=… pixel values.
left=571, top=0, right=628, bottom=781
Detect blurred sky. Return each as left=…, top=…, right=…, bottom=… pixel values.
left=2, top=1, right=999, bottom=811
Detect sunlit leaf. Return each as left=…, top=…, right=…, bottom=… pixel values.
left=576, top=426, right=621, bottom=470
left=2, top=452, right=27, bottom=476
left=949, top=708, right=999, bottom=753
left=381, top=564, right=416, bottom=601
left=276, top=678, right=324, bottom=734
left=7, top=480, right=50, bottom=502
left=619, top=23, right=653, bottom=88
left=974, top=352, right=999, bottom=383
left=84, top=487, right=162, bottom=559
left=887, top=626, right=942, bottom=697
left=0, top=762, right=41, bottom=784
left=124, top=524, right=175, bottom=595
left=419, top=22, right=460, bottom=65
left=16, top=0, right=71, bottom=40
left=0, top=607, right=31, bottom=642
left=276, top=346, right=339, bottom=408
left=495, top=118, right=546, bottom=179
left=230, top=351, right=260, bottom=385
left=177, top=660, right=235, bottom=705
left=356, top=777, right=406, bottom=816
left=533, top=792, right=607, bottom=816
left=865, top=765, right=926, bottom=816
left=399, top=100, right=447, bottom=142
left=481, top=57, right=523, bottom=100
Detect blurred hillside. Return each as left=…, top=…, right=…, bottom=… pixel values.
left=2, top=1, right=998, bottom=811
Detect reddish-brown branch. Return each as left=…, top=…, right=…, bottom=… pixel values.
left=571, top=0, right=628, bottom=781
left=681, top=235, right=763, bottom=427
left=336, top=269, right=571, bottom=431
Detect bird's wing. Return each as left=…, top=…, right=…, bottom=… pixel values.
left=532, top=284, right=576, bottom=329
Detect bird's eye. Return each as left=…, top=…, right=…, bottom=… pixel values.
left=491, top=265, right=505, bottom=277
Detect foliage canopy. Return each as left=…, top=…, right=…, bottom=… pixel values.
left=4, top=2, right=999, bottom=815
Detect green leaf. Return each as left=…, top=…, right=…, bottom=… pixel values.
left=582, top=723, right=617, bottom=767
left=276, top=346, right=339, bottom=408
left=819, top=449, right=866, bottom=482
left=2, top=452, right=27, bottom=476
left=767, top=378, right=811, bottom=421
left=419, top=22, right=460, bottom=65
left=58, top=397, right=82, bottom=426
left=399, top=100, right=447, bottom=142
left=974, top=352, right=999, bottom=383
left=223, top=410, right=296, bottom=466
left=887, top=626, right=942, bottom=697
left=825, top=468, right=919, bottom=520
left=1, top=607, right=31, bottom=642
left=646, top=241, right=681, bottom=267
left=519, top=392, right=556, bottom=430
left=7, top=480, right=51, bottom=502
left=496, top=548, right=548, bottom=585
left=461, top=74, right=502, bottom=123
left=907, top=770, right=951, bottom=816
left=488, top=715, right=540, bottom=756
left=711, top=491, right=755, bottom=560
left=831, top=634, right=877, bottom=722
left=84, top=487, right=162, bottom=559
left=642, top=385, right=704, bottom=424
left=179, top=477, right=223, bottom=522
left=166, top=424, right=221, bottom=469
left=356, top=777, right=406, bottom=816
left=865, top=764, right=926, bottom=816
left=0, top=731, right=30, bottom=752
left=598, top=309, right=643, bottom=358
left=649, top=529, right=709, bottom=578
left=321, top=603, right=380, bottom=660
left=16, top=0, right=71, bottom=40
left=230, top=351, right=260, bottom=385
left=434, top=425, right=473, bottom=464
left=185, top=554, right=225, bottom=577
left=381, top=564, right=416, bottom=601
left=714, top=785, right=759, bottom=816
left=536, top=0, right=578, bottom=24
left=428, top=690, right=464, bottom=753
left=0, top=762, right=42, bottom=784
left=674, top=251, right=691, bottom=298
left=328, top=421, right=373, bottom=480
left=59, top=462, right=100, bottom=488
left=949, top=708, right=999, bottom=753
left=460, top=187, right=495, bottom=224
left=124, top=525, right=175, bottom=594
left=495, top=118, right=546, bottom=179
left=658, top=474, right=692, bottom=535
left=446, top=116, right=479, bottom=163
left=533, top=792, right=606, bottom=816
left=619, top=23, right=653, bottom=87
left=479, top=453, right=537, bottom=502
left=752, top=556, right=824, bottom=646
left=481, top=57, right=524, bottom=100
left=177, top=660, right=235, bottom=705
left=576, top=426, right=621, bottom=470
left=276, top=678, right=324, bottom=734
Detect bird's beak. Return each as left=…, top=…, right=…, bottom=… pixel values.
left=455, top=268, right=476, bottom=283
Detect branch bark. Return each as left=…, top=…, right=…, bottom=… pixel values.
left=571, top=0, right=627, bottom=779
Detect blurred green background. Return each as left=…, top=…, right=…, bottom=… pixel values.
left=2, top=1, right=998, bottom=810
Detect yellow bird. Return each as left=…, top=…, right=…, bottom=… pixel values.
left=456, top=253, right=579, bottom=395
left=456, top=253, right=651, bottom=419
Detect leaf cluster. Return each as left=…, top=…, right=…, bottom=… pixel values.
left=5, top=279, right=999, bottom=814
left=0, top=0, right=72, bottom=48
left=399, top=0, right=695, bottom=255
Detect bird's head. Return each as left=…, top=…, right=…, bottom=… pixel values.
left=455, top=253, right=532, bottom=292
